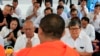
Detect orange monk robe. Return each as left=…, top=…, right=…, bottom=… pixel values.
left=0, top=45, right=5, bottom=56
left=16, top=40, right=79, bottom=56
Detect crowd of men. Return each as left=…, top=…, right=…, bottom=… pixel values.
left=0, top=0, right=100, bottom=56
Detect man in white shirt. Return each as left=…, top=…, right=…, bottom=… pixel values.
left=26, top=2, right=41, bottom=23
left=14, top=20, right=40, bottom=52
left=57, top=5, right=68, bottom=23
left=87, top=4, right=100, bottom=41
left=34, top=7, right=53, bottom=28
left=61, top=18, right=93, bottom=56
left=65, top=8, right=80, bottom=27
left=41, top=1, right=56, bottom=14
left=12, top=0, right=22, bottom=19
left=78, top=0, right=88, bottom=17
left=58, top=0, right=70, bottom=14
left=81, top=17, right=95, bottom=41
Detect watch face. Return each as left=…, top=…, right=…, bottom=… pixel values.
left=80, top=47, right=84, bottom=49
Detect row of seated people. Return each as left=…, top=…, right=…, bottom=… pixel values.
left=0, top=0, right=100, bottom=56
left=0, top=14, right=99, bottom=56
left=0, top=10, right=99, bottom=55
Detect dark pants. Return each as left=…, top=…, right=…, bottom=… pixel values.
left=37, top=0, right=53, bottom=7
left=92, top=51, right=100, bottom=56
left=95, top=31, right=100, bottom=41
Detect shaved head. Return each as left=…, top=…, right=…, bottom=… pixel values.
left=23, top=20, right=35, bottom=38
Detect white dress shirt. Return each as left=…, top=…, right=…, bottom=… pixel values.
left=61, top=28, right=93, bottom=53
left=11, top=13, right=19, bottom=18
left=65, top=18, right=70, bottom=27
left=26, top=5, right=42, bottom=23
left=15, top=6, right=22, bottom=19
left=14, top=33, right=40, bottom=52
left=87, top=12, right=100, bottom=33
left=34, top=14, right=44, bottom=28
left=82, top=24, right=95, bottom=41
left=78, top=5, right=89, bottom=17
left=60, top=12, right=68, bottom=23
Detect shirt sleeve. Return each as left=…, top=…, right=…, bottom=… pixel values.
left=0, top=26, right=7, bottom=38
left=89, top=25, right=95, bottom=41
left=14, top=36, right=24, bottom=52
left=85, top=36, right=93, bottom=53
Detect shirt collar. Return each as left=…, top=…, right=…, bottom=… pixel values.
left=25, top=33, right=38, bottom=39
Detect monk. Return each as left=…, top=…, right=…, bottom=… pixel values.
left=0, top=45, right=5, bottom=56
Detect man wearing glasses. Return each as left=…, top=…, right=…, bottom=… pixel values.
left=61, top=17, right=93, bottom=56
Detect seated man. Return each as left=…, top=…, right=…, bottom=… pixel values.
left=87, top=4, right=100, bottom=41
left=14, top=20, right=40, bottom=52
left=81, top=17, right=95, bottom=41
left=16, top=14, right=79, bottom=56
left=0, top=4, right=12, bottom=31
left=34, top=7, right=53, bottom=33
left=61, top=18, right=93, bottom=56
left=57, top=5, right=68, bottom=23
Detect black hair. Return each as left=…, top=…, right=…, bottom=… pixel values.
left=68, top=17, right=81, bottom=28
left=70, top=4, right=75, bottom=9
left=7, top=17, right=20, bottom=38
left=95, top=4, right=100, bottom=8
left=70, top=8, right=78, bottom=14
left=59, top=0, right=64, bottom=3
left=57, top=5, right=64, bottom=10
left=81, top=17, right=89, bottom=23
left=80, top=0, right=87, bottom=2
left=13, top=0, right=18, bottom=3
left=39, top=14, right=65, bottom=39
left=44, top=7, right=53, bottom=13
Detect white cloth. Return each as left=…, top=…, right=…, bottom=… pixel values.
left=17, top=30, right=23, bottom=37
left=34, top=14, right=44, bottom=28
left=65, top=18, right=70, bottom=27
left=82, top=24, right=95, bottom=41
left=0, top=26, right=13, bottom=38
left=14, top=33, right=40, bottom=52
left=61, top=28, right=93, bottom=53
left=87, top=12, right=100, bottom=33
left=11, top=13, right=19, bottom=18
left=26, top=5, right=42, bottom=22
left=60, top=12, right=68, bottom=23
left=63, top=4, right=70, bottom=14
left=78, top=5, right=88, bottom=17
left=0, top=36, right=4, bottom=47
left=15, top=6, right=22, bottom=19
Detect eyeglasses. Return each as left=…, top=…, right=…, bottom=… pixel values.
left=69, top=28, right=80, bottom=30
